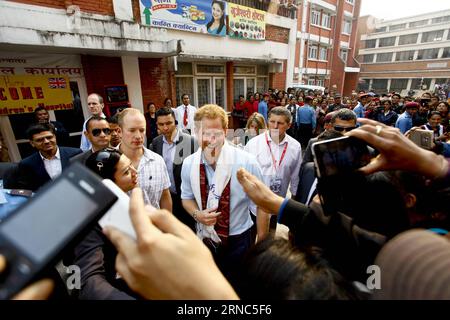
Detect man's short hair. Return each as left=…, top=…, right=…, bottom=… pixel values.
left=194, top=104, right=228, bottom=129
left=117, top=108, right=142, bottom=128
left=391, top=94, right=401, bottom=99
left=181, top=93, right=190, bottom=100
left=331, top=108, right=357, bottom=124
left=26, top=123, right=55, bottom=140
left=155, top=107, right=176, bottom=121
left=269, top=106, right=292, bottom=124
left=86, top=115, right=108, bottom=132
left=33, top=106, right=47, bottom=115
left=108, top=113, right=119, bottom=125
left=89, top=93, right=104, bottom=104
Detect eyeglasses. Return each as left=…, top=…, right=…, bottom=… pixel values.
left=333, top=125, right=356, bottom=132
left=91, top=128, right=111, bottom=136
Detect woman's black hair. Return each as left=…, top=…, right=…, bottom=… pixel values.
left=86, top=148, right=122, bottom=182
left=206, top=0, right=225, bottom=35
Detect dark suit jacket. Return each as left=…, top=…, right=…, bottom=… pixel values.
left=16, top=146, right=82, bottom=191
left=70, top=150, right=93, bottom=165
left=293, top=162, right=316, bottom=204
left=150, top=131, right=197, bottom=196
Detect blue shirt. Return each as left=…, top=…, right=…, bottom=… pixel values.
left=181, top=146, right=263, bottom=236
left=258, top=101, right=268, bottom=122
left=395, top=111, right=413, bottom=134
left=353, top=102, right=365, bottom=119
left=296, top=104, right=317, bottom=129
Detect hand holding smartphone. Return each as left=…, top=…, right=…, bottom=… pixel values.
left=0, top=163, right=117, bottom=299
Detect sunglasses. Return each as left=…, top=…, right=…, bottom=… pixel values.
left=334, top=125, right=356, bottom=132
left=91, top=128, right=111, bottom=136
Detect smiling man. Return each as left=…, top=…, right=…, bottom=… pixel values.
left=16, top=123, right=82, bottom=191
left=180, top=104, right=265, bottom=281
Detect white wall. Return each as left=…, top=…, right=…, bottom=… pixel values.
left=121, top=56, right=144, bottom=112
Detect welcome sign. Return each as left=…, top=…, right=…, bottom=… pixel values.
left=140, top=0, right=227, bottom=37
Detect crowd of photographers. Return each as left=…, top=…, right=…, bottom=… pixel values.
left=1, top=84, right=450, bottom=300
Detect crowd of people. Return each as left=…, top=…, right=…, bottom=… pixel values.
left=1, top=85, right=450, bottom=300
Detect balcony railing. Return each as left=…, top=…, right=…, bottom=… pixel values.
left=226, top=0, right=297, bottom=19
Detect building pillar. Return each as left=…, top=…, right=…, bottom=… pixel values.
left=226, top=61, right=234, bottom=113
left=121, top=56, right=144, bottom=113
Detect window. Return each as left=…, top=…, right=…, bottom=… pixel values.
left=389, top=23, right=406, bottom=31
left=311, top=10, right=321, bottom=26
left=176, top=62, right=193, bottom=75
left=322, top=13, right=331, bottom=28
left=233, top=66, right=256, bottom=75
left=342, top=20, right=352, bottom=34
left=443, top=48, right=450, bottom=59
left=390, top=79, right=409, bottom=92
left=375, top=27, right=386, bottom=33
left=411, top=78, right=432, bottom=90
left=432, top=16, right=450, bottom=24
left=175, top=77, right=194, bottom=106
left=365, top=39, right=376, bottom=48
left=376, top=52, right=393, bottom=63
left=257, top=65, right=268, bottom=75
left=340, top=49, right=348, bottom=62
left=257, top=77, right=268, bottom=93
left=417, top=48, right=440, bottom=60
left=399, top=34, right=418, bottom=45
left=308, top=45, right=318, bottom=59
left=319, top=47, right=328, bottom=60
left=307, top=79, right=316, bottom=86
left=448, top=30, right=450, bottom=40
left=421, top=30, right=444, bottom=43
left=362, top=54, right=374, bottom=63
left=358, top=79, right=370, bottom=91
left=379, top=36, right=396, bottom=47
left=395, top=50, right=415, bottom=61
left=371, top=79, right=388, bottom=92
left=345, top=0, right=354, bottom=4
left=196, top=64, right=225, bottom=74
left=410, top=19, right=428, bottom=28
left=316, top=79, right=325, bottom=87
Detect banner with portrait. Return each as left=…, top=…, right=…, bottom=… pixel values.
left=227, top=3, right=266, bottom=41
left=0, top=75, right=73, bottom=115
left=140, top=0, right=227, bottom=37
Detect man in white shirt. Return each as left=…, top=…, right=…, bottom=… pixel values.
left=16, top=123, right=82, bottom=191
left=175, top=94, right=197, bottom=133
left=117, top=108, right=172, bottom=210
left=80, top=93, right=106, bottom=151
left=245, top=107, right=302, bottom=232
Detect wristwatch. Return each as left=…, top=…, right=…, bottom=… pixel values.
left=192, top=210, right=200, bottom=221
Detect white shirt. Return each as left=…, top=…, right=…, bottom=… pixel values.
left=162, top=129, right=180, bottom=194
left=136, top=147, right=171, bottom=208
left=39, top=148, right=62, bottom=180
left=245, top=132, right=302, bottom=198
left=175, top=104, right=197, bottom=131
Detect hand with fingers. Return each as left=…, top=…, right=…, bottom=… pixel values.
left=194, top=207, right=221, bottom=226
left=237, top=168, right=285, bottom=214
left=103, top=188, right=239, bottom=300
left=347, top=118, right=448, bottom=179
left=0, top=255, right=54, bottom=300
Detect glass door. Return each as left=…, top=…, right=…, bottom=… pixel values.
left=213, top=77, right=226, bottom=109
left=196, top=78, right=211, bottom=108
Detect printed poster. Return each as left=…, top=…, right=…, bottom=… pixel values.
left=228, top=3, right=266, bottom=41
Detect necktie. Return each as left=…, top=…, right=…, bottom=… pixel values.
left=183, top=107, right=188, bottom=127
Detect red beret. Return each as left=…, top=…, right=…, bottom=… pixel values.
left=263, top=93, right=270, bottom=97
left=405, top=102, right=419, bottom=109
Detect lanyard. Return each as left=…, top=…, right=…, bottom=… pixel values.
left=265, top=133, right=288, bottom=172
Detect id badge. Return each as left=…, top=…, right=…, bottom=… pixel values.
left=269, top=177, right=282, bottom=195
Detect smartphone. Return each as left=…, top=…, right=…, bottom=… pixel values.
left=312, top=136, right=372, bottom=216
left=409, top=129, right=433, bottom=150
left=0, top=162, right=117, bottom=299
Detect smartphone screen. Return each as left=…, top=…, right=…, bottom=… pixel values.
left=313, top=136, right=371, bottom=178
left=0, top=178, right=97, bottom=263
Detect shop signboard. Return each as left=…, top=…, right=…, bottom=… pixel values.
left=0, top=75, right=73, bottom=115
left=227, top=3, right=266, bottom=41
left=140, top=0, right=227, bottom=37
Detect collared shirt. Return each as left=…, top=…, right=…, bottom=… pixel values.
left=181, top=146, right=264, bottom=236
left=353, top=102, right=365, bottom=119
left=136, top=147, right=171, bottom=208
left=39, top=148, right=62, bottom=180
left=244, top=132, right=302, bottom=198
left=296, top=104, right=317, bottom=129
left=80, top=113, right=106, bottom=151
left=395, top=111, right=413, bottom=134
left=175, top=104, right=197, bottom=131
left=162, top=129, right=181, bottom=194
